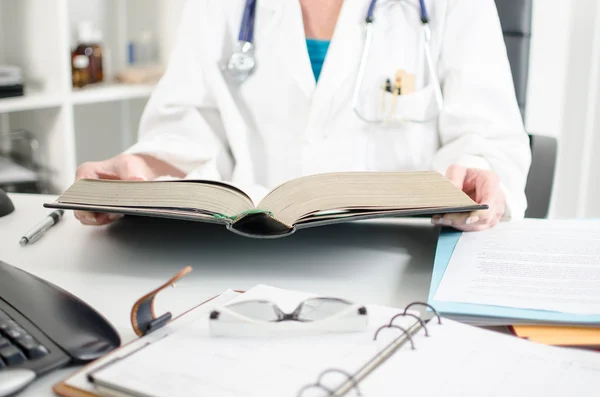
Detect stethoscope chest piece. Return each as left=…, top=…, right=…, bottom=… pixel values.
left=224, top=40, right=256, bottom=83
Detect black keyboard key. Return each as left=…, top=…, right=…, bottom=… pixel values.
left=15, top=333, right=34, bottom=342
left=16, top=338, right=48, bottom=359
left=4, top=327, right=25, bottom=340
left=0, top=346, right=26, bottom=366
left=0, top=338, right=10, bottom=349
left=0, top=320, right=17, bottom=332
left=0, top=358, right=5, bottom=369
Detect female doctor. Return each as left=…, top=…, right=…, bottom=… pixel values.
left=75, top=0, right=532, bottom=231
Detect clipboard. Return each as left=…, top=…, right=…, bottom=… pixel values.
left=52, top=266, right=244, bottom=397
left=48, top=268, right=600, bottom=397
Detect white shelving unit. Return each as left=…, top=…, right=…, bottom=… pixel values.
left=0, top=0, right=185, bottom=193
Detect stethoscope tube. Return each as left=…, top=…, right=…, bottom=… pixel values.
left=418, top=0, right=429, bottom=23
left=352, top=0, right=444, bottom=124
left=352, top=20, right=377, bottom=123
left=229, top=0, right=444, bottom=123
left=366, top=0, right=378, bottom=22
left=239, top=0, right=257, bottom=42
left=423, top=23, right=444, bottom=110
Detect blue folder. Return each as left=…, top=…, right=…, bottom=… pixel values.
left=427, top=228, right=600, bottom=325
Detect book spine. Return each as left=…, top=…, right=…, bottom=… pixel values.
left=228, top=212, right=296, bottom=239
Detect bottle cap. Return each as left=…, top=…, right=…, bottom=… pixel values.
left=92, top=29, right=103, bottom=44
left=78, top=21, right=95, bottom=43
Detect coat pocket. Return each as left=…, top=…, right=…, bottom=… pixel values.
left=364, top=83, right=440, bottom=171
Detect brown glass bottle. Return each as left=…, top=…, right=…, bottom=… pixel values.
left=71, top=52, right=90, bottom=88
left=72, top=22, right=104, bottom=85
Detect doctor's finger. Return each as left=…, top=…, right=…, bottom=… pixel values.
left=75, top=211, right=122, bottom=226
left=75, top=161, right=120, bottom=181
left=448, top=200, right=504, bottom=231
left=455, top=212, right=502, bottom=232
left=432, top=209, right=488, bottom=227
left=113, top=156, right=152, bottom=181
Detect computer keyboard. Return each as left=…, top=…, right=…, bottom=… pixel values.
left=0, top=260, right=121, bottom=379
left=0, top=302, right=69, bottom=375
left=0, top=310, right=50, bottom=368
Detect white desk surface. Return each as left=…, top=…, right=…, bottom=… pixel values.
left=1, top=193, right=441, bottom=397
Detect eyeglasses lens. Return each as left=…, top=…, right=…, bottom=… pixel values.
left=226, top=301, right=282, bottom=322
left=295, top=298, right=353, bottom=321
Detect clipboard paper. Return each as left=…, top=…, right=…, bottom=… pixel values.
left=52, top=267, right=244, bottom=397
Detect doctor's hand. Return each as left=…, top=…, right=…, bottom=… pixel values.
left=74, top=154, right=179, bottom=226
left=432, top=165, right=506, bottom=232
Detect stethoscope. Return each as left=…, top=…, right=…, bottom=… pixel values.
left=223, top=0, right=444, bottom=124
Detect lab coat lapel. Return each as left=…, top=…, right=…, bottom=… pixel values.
left=276, top=0, right=317, bottom=98
left=310, top=0, right=367, bottom=117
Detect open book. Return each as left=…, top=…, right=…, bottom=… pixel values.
left=44, top=171, right=485, bottom=238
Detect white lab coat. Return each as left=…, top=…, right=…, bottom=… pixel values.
left=126, top=0, right=532, bottom=219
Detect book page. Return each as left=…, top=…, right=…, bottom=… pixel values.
left=359, top=318, right=600, bottom=397
left=257, top=171, right=478, bottom=226
left=87, top=285, right=419, bottom=397
left=55, top=179, right=255, bottom=219
left=433, top=219, right=600, bottom=315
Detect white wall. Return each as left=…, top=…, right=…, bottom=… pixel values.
left=526, top=0, right=600, bottom=219
left=157, top=0, right=186, bottom=65
left=525, top=0, right=572, bottom=139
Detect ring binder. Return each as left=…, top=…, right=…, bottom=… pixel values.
left=297, top=300, right=443, bottom=397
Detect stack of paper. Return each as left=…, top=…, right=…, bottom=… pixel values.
left=428, top=219, right=600, bottom=345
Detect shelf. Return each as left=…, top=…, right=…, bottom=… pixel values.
left=0, top=84, right=157, bottom=112
left=0, top=92, right=64, bottom=114
left=71, top=83, right=156, bottom=105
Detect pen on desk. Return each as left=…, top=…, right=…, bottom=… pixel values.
left=19, top=210, right=64, bottom=246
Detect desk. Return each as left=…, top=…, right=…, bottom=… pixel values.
left=1, top=193, right=441, bottom=397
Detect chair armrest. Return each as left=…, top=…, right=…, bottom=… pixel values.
left=524, top=134, right=558, bottom=219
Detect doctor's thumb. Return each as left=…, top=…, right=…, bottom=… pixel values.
left=113, top=155, right=153, bottom=181
left=445, top=164, right=468, bottom=191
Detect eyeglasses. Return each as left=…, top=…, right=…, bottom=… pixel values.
left=209, top=297, right=368, bottom=337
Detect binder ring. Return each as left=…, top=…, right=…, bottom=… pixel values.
left=296, top=383, right=333, bottom=397
left=390, top=312, right=429, bottom=337
left=317, top=369, right=362, bottom=396
left=403, top=302, right=442, bottom=324
left=297, top=368, right=362, bottom=397
left=373, top=325, right=415, bottom=349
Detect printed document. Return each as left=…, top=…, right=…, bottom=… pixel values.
left=433, top=219, right=600, bottom=314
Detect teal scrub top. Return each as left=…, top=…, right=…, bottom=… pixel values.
left=306, top=38, right=331, bottom=82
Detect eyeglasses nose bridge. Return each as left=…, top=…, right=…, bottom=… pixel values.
left=281, top=313, right=297, bottom=321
